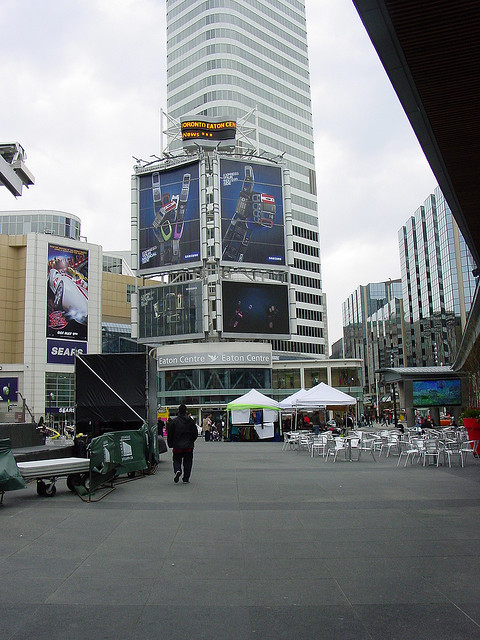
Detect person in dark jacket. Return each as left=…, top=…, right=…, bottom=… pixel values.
left=167, top=404, right=198, bottom=484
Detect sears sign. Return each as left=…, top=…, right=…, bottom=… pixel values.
left=47, top=339, right=87, bottom=364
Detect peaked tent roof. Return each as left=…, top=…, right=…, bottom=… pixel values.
left=279, top=388, right=307, bottom=409
left=292, top=382, right=356, bottom=408
left=226, top=388, right=280, bottom=411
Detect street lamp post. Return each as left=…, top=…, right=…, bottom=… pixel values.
left=48, top=392, right=55, bottom=427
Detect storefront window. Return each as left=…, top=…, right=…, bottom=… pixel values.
left=272, top=369, right=301, bottom=390
left=44, top=372, right=75, bottom=428
left=160, top=368, right=272, bottom=408
left=304, top=369, right=327, bottom=387
left=330, top=367, right=361, bottom=388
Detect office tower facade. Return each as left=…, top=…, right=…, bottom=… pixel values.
left=342, top=280, right=403, bottom=395
left=165, top=0, right=327, bottom=357
left=399, top=187, right=477, bottom=368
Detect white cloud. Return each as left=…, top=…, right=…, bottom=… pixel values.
left=306, top=0, right=436, bottom=345
left=1, top=0, right=437, bottom=347
left=0, top=0, right=166, bottom=248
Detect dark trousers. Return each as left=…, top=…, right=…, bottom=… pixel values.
left=204, top=430, right=211, bottom=442
left=173, top=450, right=193, bottom=481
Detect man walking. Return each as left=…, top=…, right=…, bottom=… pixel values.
left=167, top=404, right=198, bottom=484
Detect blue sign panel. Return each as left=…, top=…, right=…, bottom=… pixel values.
left=47, top=339, right=87, bottom=364
left=0, top=377, right=19, bottom=403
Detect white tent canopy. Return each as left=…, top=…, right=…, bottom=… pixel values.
left=227, top=388, right=280, bottom=411
left=278, top=388, right=306, bottom=410
left=227, top=389, right=280, bottom=429
left=287, top=382, right=356, bottom=409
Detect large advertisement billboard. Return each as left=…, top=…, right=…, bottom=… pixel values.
left=137, top=161, right=201, bottom=274
left=138, top=281, right=204, bottom=341
left=220, top=159, right=285, bottom=266
left=222, top=280, right=290, bottom=338
left=412, top=379, right=462, bottom=407
left=46, top=243, right=88, bottom=341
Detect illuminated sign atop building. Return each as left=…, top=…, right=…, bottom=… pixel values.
left=180, top=117, right=236, bottom=149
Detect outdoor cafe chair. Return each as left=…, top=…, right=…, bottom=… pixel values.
left=297, top=433, right=312, bottom=453
left=460, top=440, right=480, bottom=467
left=311, top=434, right=328, bottom=458
left=422, top=439, right=441, bottom=467
left=379, top=433, right=400, bottom=457
left=326, top=437, right=347, bottom=462
left=357, top=437, right=377, bottom=461
left=441, top=427, right=456, bottom=440
left=282, top=432, right=298, bottom=451
left=440, top=440, right=462, bottom=468
left=397, top=439, right=420, bottom=467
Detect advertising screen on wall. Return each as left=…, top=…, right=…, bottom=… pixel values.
left=0, top=378, right=18, bottom=403
left=222, top=280, right=290, bottom=338
left=137, top=161, right=201, bottom=275
left=138, top=281, right=204, bottom=341
left=46, top=244, right=88, bottom=341
left=412, top=379, right=462, bottom=407
left=220, top=159, right=285, bottom=267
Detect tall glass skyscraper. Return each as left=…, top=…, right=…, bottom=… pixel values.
left=342, top=279, right=403, bottom=395
left=398, top=187, right=477, bottom=367
left=166, top=0, right=327, bottom=356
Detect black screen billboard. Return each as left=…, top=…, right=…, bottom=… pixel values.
left=222, top=280, right=290, bottom=338
left=220, top=159, right=285, bottom=266
left=138, top=281, right=203, bottom=341
left=137, top=161, right=201, bottom=274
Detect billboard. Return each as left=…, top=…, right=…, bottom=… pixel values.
left=46, top=243, right=88, bottom=341
left=412, top=379, right=462, bottom=407
left=75, top=353, right=157, bottom=431
left=0, top=378, right=18, bottom=403
left=222, top=280, right=290, bottom=338
left=138, top=281, right=203, bottom=341
left=181, top=117, right=236, bottom=149
left=220, top=159, right=285, bottom=266
left=137, top=161, right=201, bottom=274
left=47, top=338, right=87, bottom=364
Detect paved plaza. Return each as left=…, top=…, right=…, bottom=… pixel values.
left=2, top=439, right=480, bottom=639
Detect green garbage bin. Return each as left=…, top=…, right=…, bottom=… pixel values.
left=0, top=438, right=26, bottom=494
left=89, top=427, right=149, bottom=477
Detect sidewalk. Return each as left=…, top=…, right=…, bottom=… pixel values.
left=2, top=440, right=480, bottom=639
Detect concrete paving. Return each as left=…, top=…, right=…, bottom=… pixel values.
left=2, top=439, right=480, bottom=639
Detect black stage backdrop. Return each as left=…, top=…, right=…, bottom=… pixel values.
left=75, top=353, right=157, bottom=433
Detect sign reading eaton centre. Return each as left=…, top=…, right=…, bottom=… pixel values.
left=156, top=348, right=272, bottom=369
left=181, top=116, right=236, bottom=150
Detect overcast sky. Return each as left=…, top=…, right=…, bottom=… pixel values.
left=0, top=0, right=436, bottom=347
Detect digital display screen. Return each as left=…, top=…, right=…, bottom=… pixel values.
left=138, top=281, right=203, bottom=341
left=220, top=159, right=285, bottom=266
left=222, top=280, right=290, bottom=337
left=412, top=379, right=462, bottom=407
left=137, top=162, right=201, bottom=274
left=181, top=119, right=236, bottom=141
